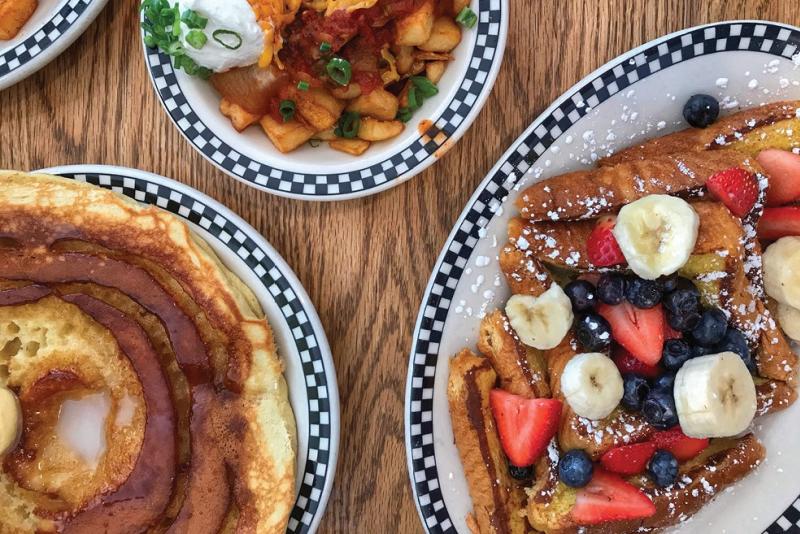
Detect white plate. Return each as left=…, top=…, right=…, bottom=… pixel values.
left=38, top=164, right=340, bottom=534
left=405, top=20, right=800, bottom=534
left=0, top=0, right=108, bottom=91
left=140, top=1, right=508, bottom=200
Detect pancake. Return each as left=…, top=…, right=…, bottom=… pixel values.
left=0, top=172, right=297, bottom=534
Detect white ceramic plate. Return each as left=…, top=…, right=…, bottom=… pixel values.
left=140, top=0, right=508, bottom=200
left=405, top=20, right=800, bottom=534
left=38, top=164, right=340, bottom=534
left=0, top=0, right=109, bottom=91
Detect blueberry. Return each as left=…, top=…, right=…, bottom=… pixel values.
left=597, top=273, right=626, bottom=305
left=558, top=449, right=593, bottom=488
left=621, top=374, right=650, bottom=411
left=642, top=389, right=679, bottom=429
left=664, top=288, right=701, bottom=331
left=652, top=373, right=676, bottom=393
left=668, top=310, right=702, bottom=332
left=647, top=450, right=679, bottom=487
left=564, top=280, right=597, bottom=312
left=683, top=94, right=720, bottom=128
left=691, top=344, right=713, bottom=359
left=509, top=464, right=534, bottom=481
left=576, top=313, right=612, bottom=351
left=715, top=327, right=756, bottom=373
left=658, top=275, right=680, bottom=294
left=625, top=277, right=663, bottom=309
left=690, top=308, right=728, bottom=346
left=662, top=339, right=692, bottom=371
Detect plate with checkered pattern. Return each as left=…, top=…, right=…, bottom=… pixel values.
left=406, top=20, right=800, bottom=534
left=37, top=164, right=340, bottom=534
left=0, top=0, right=109, bottom=91
left=140, top=1, right=508, bottom=201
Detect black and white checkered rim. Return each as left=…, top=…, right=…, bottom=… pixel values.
left=0, top=0, right=108, bottom=90
left=141, top=0, right=507, bottom=200
left=405, top=20, right=800, bottom=534
left=44, top=166, right=339, bottom=534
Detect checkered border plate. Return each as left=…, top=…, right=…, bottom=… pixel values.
left=54, top=169, right=336, bottom=534
left=405, top=21, right=800, bottom=534
left=141, top=0, right=506, bottom=200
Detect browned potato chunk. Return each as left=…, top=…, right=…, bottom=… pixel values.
left=398, top=80, right=413, bottom=108
left=346, top=88, right=399, bottom=121
left=394, top=45, right=415, bottom=74
left=296, top=88, right=345, bottom=131
left=329, top=138, right=371, bottom=156
left=0, top=0, right=37, bottom=40
left=425, top=61, right=446, bottom=84
left=395, top=0, right=434, bottom=46
left=331, top=84, right=361, bottom=100
left=260, top=116, right=315, bottom=153
left=453, top=0, right=470, bottom=12
left=358, top=117, right=404, bottom=142
left=313, top=129, right=337, bottom=141
left=419, top=16, right=462, bottom=52
left=220, top=98, right=261, bottom=132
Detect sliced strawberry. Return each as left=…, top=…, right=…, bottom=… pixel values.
left=651, top=427, right=709, bottom=461
left=705, top=167, right=759, bottom=217
left=612, top=345, right=661, bottom=378
left=758, top=206, right=800, bottom=240
left=597, top=302, right=665, bottom=366
left=600, top=442, right=657, bottom=475
left=664, top=323, right=682, bottom=340
left=489, top=390, right=562, bottom=467
left=757, top=149, right=800, bottom=206
left=571, top=468, right=657, bottom=525
left=587, top=216, right=626, bottom=267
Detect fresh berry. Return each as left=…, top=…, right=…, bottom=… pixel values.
left=661, top=339, right=692, bottom=371
left=757, top=206, right=800, bottom=241
left=690, top=308, right=728, bottom=347
left=625, top=277, right=663, bottom=309
left=575, top=313, right=613, bottom=351
left=642, top=389, right=679, bottom=429
left=597, top=302, right=665, bottom=366
left=600, top=442, right=657, bottom=475
left=509, top=464, right=535, bottom=481
left=715, top=327, right=756, bottom=373
left=621, top=374, right=650, bottom=411
left=597, top=273, right=626, bottom=305
left=691, top=344, right=713, bottom=359
left=683, top=94, right=719, bottom=128
left=706, top=167, right=759, bottom=218
left=652, top=373, right=676, bottom=393
left=664, top=324, right=683, bottom=340
left=612, top=346, right=661, bottom=379
left=489, top=390, right=562, bottom=467
left=571, top=468, right=657, bottom=524
left=647, top=450, right=679, bottom=487
left=558, top=449, right=594, bottom=488
left=756, top=149, right=800, bottom=206
left=651, top=427, right=709, bottom=461
left=658, top=275, right=686, bottom=294
left=663, top=287, right=701, bottom=332
left=587, top=216, right=626, bottom=267
left=565, top=280, right=597, bottom=312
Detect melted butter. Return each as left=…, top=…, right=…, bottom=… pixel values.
left=55, top=391, right=111, bottom=468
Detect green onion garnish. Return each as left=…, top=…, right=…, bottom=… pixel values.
left=297, top=80, right=310, bottom=91
left=171, top=5, right=181, bottom=36
left=407, top=86, right=420, bottom=111
left=140, top=0, right=212, bottom=79
left=411, top=76, right=439, bottom=98
left=279, top=99, right=296, bottom=122
left=212, top=29, right=243, bottom=50
left=396, top=107, right=413, bottom=123
left=325, top=57, right=352, bottom=86
left=455, top=6, right=478, bottom=28
left=334, top=111, right=360, bottom=139
left=186, top=30, right=207, bottom=49
left=320, top=41, right=332, bottom=53
left=180, top=8, right=208, bottom=29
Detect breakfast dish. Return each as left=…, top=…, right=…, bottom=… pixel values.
left=0, top=0, right=37, bottom=40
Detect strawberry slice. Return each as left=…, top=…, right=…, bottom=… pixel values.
left=489, top=390, right=562, bottom=467
left=587, top=216, right=626, bottom=267
left=612, top=345, right=661, bottom=378
left=664, top=323, right=682, bottom=340
left=705, top=167, right=759, bottom=217
left=651, top=427, right=709, bottom=461
left=597, top=303, right=665, bottom=366
left=758, top=206, right=800, bottom=240
left=600, top=442, right=657, bottom=475
left=571, top=468, right=657, bottom=525
left=757, top=149, right=800, bottom=206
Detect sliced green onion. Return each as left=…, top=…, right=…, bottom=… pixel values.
left=186, top=30, right=207, bottom=49
left=279, top=99, right=296, bottom=122
left=325, top=57, right=352, bottom=86
left=180, top=9, right=208, bottom=29
left=396, top=107, right=413, bottom=123
left=141, top=0, right=212, bottom=79
left=411, top=76, right=439, bottom=98
left=171, top=5, right=181, bottom=37
left=455, top=6, right=478, bottom=28
left=334, top=111, right=360, bottom=139
left=212, top=29, right=243, bottom=50
left=320, top=41, right=332, bottom=53
left=407, top=86, right=421, bottom=111
left=297, top=80, right=310, bottom=91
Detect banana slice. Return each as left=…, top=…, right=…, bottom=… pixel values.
left=505, top=284, right=574, bottom=350
left=763, top=237, right=800, bottom=309
left=0, top=386, right=22, bottom=457
left=673, top=352, right=757, bottom=438
left=560, top=352, right=623, bottom=420
left=777, top=303, right=800, bottom=342
left=612, top=194, right=700, bottom=280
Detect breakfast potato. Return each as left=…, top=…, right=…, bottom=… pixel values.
left=313, top=128, right=337, bottom=141
left=419, top=17, right=462, bottom=53
left=425, top=61, right=447, bottom=84
left=329, top=138, right=371, bottom=156
left=346, top=89, right=399, bottom=121
left=395, top=0, right=434, bottom=46
left=453, top=0, right=470, bottom=12
left=0, top=0, right=38, bottom=40
left=260, top=116, right=315, bottom=153
left=220, top=98, right=261, bottom=131
left=331, top=84, right=361, bottom=100
left=358, top=118, right=404, bottom=142
left=296, top=88, right=345, bottom=131
left=393, top=45, right=415, bottom=74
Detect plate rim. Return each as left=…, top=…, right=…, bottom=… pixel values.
left=35, top=163, right=340, bottom=534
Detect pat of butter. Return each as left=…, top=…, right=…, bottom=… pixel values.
left=0, top=386, right=22, bottom=456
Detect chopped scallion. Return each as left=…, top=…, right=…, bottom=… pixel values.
left=411, top=76, right=439, bottom=98
left=297, top=80, right=310, bottom=91
left=212, top=29, right=243, bottom=50
left=407, top=86, right=420, bottom=111
left=180, top=8, right=208, bottom=29
left=396, top=107, right=413, bottom=123
left=186, top=29, right=207, bottom=49
left=325, top=57, right=352, bottom=86
left=335, top=111, right=360, bottom=139
left=320, top=41, right=332, bottom=53
left=455, top=6, right=478, bottom=28
left=279, top=100, right=296, bottom=122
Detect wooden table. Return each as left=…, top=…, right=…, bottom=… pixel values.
left=1, top=0, right=798, bottom=531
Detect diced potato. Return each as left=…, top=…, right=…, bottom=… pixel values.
left=331, top=84, right=361, bottom=100
left=313, top=128, right=337, bottom=141
left=329, top=138, right=371, bottom=156
left=394, top=45, right=415, bottom=75
left=409, top=60, right=426, bottom=76
left=0, top=0, right=37, bottom=40
left=260, top=116, right=316, bottom=153
left=419, top=17, right=462, bottom=53
left=453, top=0, right=470, bottom=12
left=425, top=61, right=446, bottom=84
left=358, top=118, right=404, bottom=142
left=398, top=80, right=413, bottom=108
left=346, top=88, right=399, bottom=121
left=296, top=88, right=345, bottom=131
left=415, top=51, right=453, bottom=61
left=220, top=98, right=262, bottom=132
left=395, top=0, right=434, bottom=46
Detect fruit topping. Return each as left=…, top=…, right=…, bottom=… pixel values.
left=651, top=426, right=709, bottom=461
left=758, top=206, right=800, bottom=241
left=571, top=468, right=657, bottom=524
left=763, top=237, right=800, bottom=309
left=612, top=346, right=661, bottom=379
left=489, top=390, right=562, bottom=467
left=600, top=442, right=657, bottom=476
left=683, top=94, right=719, bottom=128
left=658, top=274, right=681, bottom=293
left=0, top=386, right=22, bottom=457
left=508, top=464, right=535, bottom=481
left=651, top=373, right=676, bottom=394
left=714, top=327, right=755, bottom=373
left=587, top=216, right=626, bottom=267
left=597, top=273, right=626, bottom=305
left=624, top=276, right=663, bottom=309
left=505, top=284, right=574, bottom=350
left=564, top=280, right=597, bottom=312
left=558, top=449, right=593, bottom=488
left=689, top=308, right=728, bottom=347
left=597, top=302, right=665, bottom=366
left=647, top=450, right=679, bottom=487
left=621, top=374, right=650, bottom=411
left=575, top=313, right=612, bottom=351
left=705, top=167, right=759, bottom=218
left=561, top=352, right=624, bottom=420
left=663, top=286, right=702, bottom=332
left=661, top=339, right=692, bottom=371
left=777, top=303, right=800, bottom=342
left=641, top=389, right=679, bottom=429
left=664, top=323, right=683, bottom=340
left=756, top=149, right=800, bottom=206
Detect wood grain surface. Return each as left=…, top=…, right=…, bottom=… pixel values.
left=1, top=1, right=799, bottom=532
